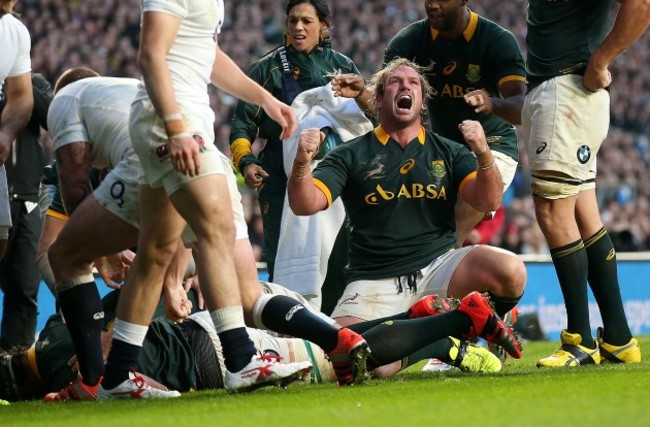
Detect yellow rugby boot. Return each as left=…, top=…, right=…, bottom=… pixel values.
left=597, top=328, right=641, bottom=363
left=537, top=330, right=600, bottom=367
left=449, top=337, right=502, bottom=373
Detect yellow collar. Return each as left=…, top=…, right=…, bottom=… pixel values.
left=430, top=9, right=479, bottom=42
left=374, top=125, right=426, bottom=145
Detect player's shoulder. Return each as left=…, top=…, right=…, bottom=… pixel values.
left=425, top=128, right=466, bottom=152
left=256, top=45, right=284, bottom=64
left=246, top=46, right=283, bottom=76
left=327, top=48, right=356, bottom=66
left=475, top=13, right=518, bottom=40
left=1, top=13, right=30, bottom=39
left=391, top=18, right=430, bottom=42
left=327, top=130, right=373, bottom=158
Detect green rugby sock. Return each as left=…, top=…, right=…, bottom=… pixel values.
left=551, top=240, right=594, bottom=348
left=584, top=228, right=632, bottom=345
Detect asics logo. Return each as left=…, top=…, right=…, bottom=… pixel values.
left=606, top=248, right=616, bottom=261
left=93, top=311, right=105, bottom=320
left=285, top=304, right=304, bottom=321
left=442, top=61, right=457, bottom=75
left=399, top=159, right=416, bottom=174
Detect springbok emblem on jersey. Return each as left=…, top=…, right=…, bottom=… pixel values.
left=431, top=160, right=446, bottom=178
left=466, top=64, right=481, bottom=84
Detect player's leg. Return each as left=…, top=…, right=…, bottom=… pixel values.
left=246, top=328, right=337, bottom=384
left=243, top=239, right=368, bottom=386
left=173, top=172, right=313, bottom=391
left=525, top=75, right=608, bottom=366
left=577, top=182, right=639, bottom=362
left=0, top=166, right=11, bottom=260
left=446, top=245, right=526, bottom=317
left=219, top=151, right=367, bottom=387
left=356, top=291, right=519, bottom=371
left=45, top=193, right=140, bottom=401
left=256, top=172, right=285, bottom=280
left=0, top=197, right=40, bottom=349
left=36, top=214, right=66, bottom=295
left=99, top=184, right=185, bottom=399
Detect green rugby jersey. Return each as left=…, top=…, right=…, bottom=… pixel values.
left=313, top=126, right=477, bottom=283
left=526, top=0, right=613, bottom=88
left=34, top=292, right=197, bottom=393
left=384, top=10, right=524, bottom=160
left=230, top=39, right=360, bottom=176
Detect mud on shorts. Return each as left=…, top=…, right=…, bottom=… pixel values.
left=522, top=74, right=609, bottom=199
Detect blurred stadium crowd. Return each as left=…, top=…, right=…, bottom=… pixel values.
left=17, top=0, right=650, bottom=256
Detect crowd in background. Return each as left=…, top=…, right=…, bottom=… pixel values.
left=16, top=0, right=650, bottom=257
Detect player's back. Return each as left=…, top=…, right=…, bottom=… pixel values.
left=47, top=77, right=139, bottom=170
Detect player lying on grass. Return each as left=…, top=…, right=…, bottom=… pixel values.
left=0, top=282, right=519, bottom=402
left=40, top=66, right=372, bottom=400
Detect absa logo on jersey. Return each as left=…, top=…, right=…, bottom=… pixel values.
left=364, top=184, right=447, bottom=205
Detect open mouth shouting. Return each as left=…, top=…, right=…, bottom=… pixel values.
left=396, top=94, right=413, bottom=113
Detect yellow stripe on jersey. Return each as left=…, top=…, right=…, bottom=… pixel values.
left=313, top=178, right=333, bottom=207
left=230, top=137, right=253, bottom=171
left=46, top=209, right=69, bottom=222
left=498, top=74, right=526, bottom=87
left=458, top=170, right=477, bottom=195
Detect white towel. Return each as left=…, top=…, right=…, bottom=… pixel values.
left=273, top=83, right=373, bottom=310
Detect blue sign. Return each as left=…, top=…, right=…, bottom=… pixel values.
left=1, top=260, right=648, bottom=342
left=518, top=260, right=650, bottom=340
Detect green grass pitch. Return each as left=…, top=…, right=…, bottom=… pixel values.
left=2, top=337, right=648, bottom=427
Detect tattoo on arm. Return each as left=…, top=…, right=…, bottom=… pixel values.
left=55, top=142, right=93, bottom=215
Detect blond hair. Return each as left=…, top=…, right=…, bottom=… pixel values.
left=367, top=58, right=435, bottom=117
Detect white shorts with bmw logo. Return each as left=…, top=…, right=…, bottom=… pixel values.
left=522, top=74, right=609, bottom=199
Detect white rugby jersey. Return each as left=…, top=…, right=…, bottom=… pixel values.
left=0, top=14, right=31, bottom=91
left=47, top=77, right=139, bottom=170
left=136, top=0, right=225, bottom=106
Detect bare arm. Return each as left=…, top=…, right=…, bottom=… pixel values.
left=137, top=12, right=181, bottom=124
left=457, top=120, right=503, bottom=212
left=162, top=242, right=194, bottom=322
left=210, top=44, right=296, bottom=141
left=287, top=128, right=329, bottom=215
left=330, top=73, right=374, bottom=116
left=585, top=0, right=650, bottom=92
left=54, top=141, right=93, bottom=215
left=0, top=73, right=33, bottom=165
left=464, top=80, right=526, bottom=125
